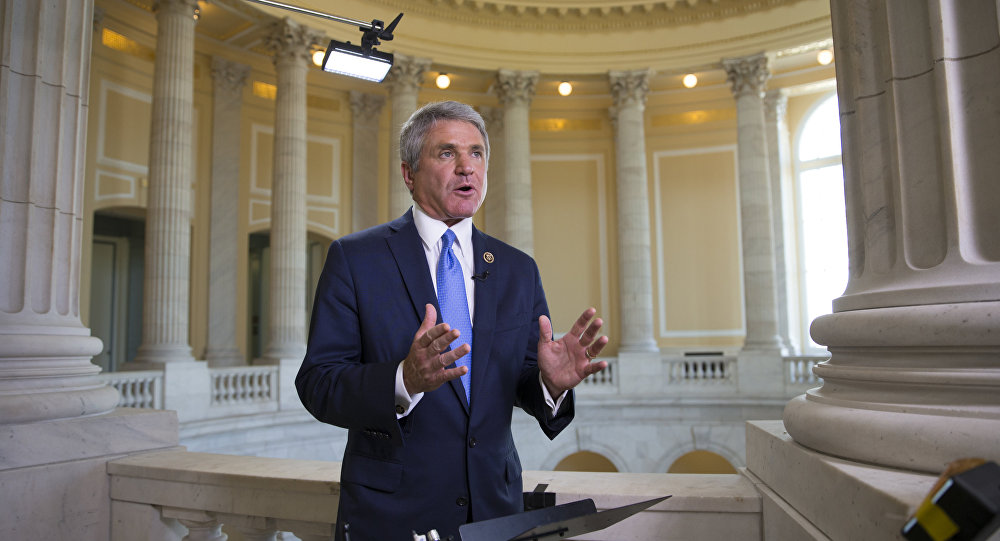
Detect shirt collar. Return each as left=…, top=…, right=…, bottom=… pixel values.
left=412, top=204, right=474, bottom=253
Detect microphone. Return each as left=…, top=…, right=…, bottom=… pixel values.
left=471, top=270, right=490, bottom=282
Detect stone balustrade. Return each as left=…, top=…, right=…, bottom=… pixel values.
left=102, top=353, right=822, bottom=421
left=107, top=450, right=762, bottom=541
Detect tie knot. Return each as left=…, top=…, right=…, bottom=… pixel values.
left=441, top=229, right=457, bottom=252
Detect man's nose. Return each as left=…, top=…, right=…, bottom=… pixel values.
left=455, top=155, right=475, bottom=175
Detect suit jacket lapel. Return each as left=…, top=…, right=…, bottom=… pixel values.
left=385, top=211, right=437, bottom=326
left=469, top=227, right=496, bottom=413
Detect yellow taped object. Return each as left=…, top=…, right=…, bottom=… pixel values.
left=914, top=498, right=960, bottom=541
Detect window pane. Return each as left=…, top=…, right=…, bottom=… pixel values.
left=800, top=165, right=848, bottom=350
left=797, top=95, right=842, bottom=162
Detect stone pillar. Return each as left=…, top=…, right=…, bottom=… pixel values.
left=133, top=0, right=199, bottom=365
left=723, top=53, right=784, bottom=355
left=385, top=54, right=430, bottom=219
left=260, top=18, right=319, bottom=364
left=205, top=57, right=249, bottom=367
left=349, top=91, right=385, bottom=232
left=480, top=106, right=506, bottom=238
left=608, top=70, right=658, bottom=353
left=495, top=69, right=539, bottom=255
left=784, top=0, right=1000, bottom=473
left=764, top=89, right=798, bottom=354
left=0, top=0, right=120, bottom=423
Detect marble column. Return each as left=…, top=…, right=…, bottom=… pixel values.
left=385, top=54, right=430, bottom=219
left=349, top=91, right=385, bottom=232
left=480, top=106, right=507, bottom=238
left=608, top=70, right=658, bottom=353
left=0, top=0, right=120, bottom=423
left=723, top=53, right=783, bottom=355
left=764, top=89, right=798, bottom=354
left=784, top=0, right=1000, bottom=473
left=133, top=0, right=199, bottom=365
left=495, top=69, right=539, bottom=255
left=205, top=58, right=250, bottom=367
left=260, top=18, right=319, bottom=364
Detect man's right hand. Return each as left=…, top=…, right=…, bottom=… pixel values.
left=402, top=304, right=469, bottom=394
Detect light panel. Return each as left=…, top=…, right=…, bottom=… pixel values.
left=321, top=40, right=393, bottom=82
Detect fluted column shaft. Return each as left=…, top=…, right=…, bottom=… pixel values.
left=495, top=69, right=538, bottom=255
left=349, top=91, right=385, bottom=232
left=609, top=70, right=657, bottom=352
left=261, top=19, right=318, bottom=363
left=480, top=106, right=507, bottom=236
left=764, top=89, right=797, bottom=354
left=784, top=0, right=1000, bottom=473
left=385, top=54, right=429, bottom=219
left=205, top=57, right=249, bottom=367
left=134, top=0, right=199, bottom=365
left=723, top=53, right=783, bottom=353
left=0, top=0, right=119, bottom=422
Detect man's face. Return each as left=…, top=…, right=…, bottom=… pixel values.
left=402, top=119, right=487, bottom=226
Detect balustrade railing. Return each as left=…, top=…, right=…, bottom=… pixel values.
left=665, top=355, right=736, bottom=385
left=104, top=370, right=164, bottom=409
left=211, top=366, right=278, bottom=406
left=578, top=357, right=617, bottom=392
left=783, top=355, right=828, bottom=387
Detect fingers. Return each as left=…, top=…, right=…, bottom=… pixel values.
left=567, top=307, right=598, bottom=338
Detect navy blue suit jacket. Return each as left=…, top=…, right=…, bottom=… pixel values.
left=297, top=210, right=575, bottom=541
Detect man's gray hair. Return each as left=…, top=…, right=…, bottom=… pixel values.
left=399, top=101, right=490, bottom=173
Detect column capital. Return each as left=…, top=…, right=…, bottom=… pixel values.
left=764, top=89, right=788, bottom=123
left=153, top=0, right=199, bottom=17
left=495, top=69, right=539, bottom=107
left=608, top=69, right=651, bottom=112
left=349, top=91, right=386, bottom=123
left=210, top=57, right=250, bottom=99
left=264, top=17, right=322, bottom=66
left=723, top=52, right=770, bottom=99
left=479, top=105, right=504, bottom=133
left=384, top=54, right=431, bottom=96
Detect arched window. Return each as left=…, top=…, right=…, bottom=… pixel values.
left=794, top=94, right=848, bottom=352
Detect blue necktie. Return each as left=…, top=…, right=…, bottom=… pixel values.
left=437, top=230, right=473, bottom=403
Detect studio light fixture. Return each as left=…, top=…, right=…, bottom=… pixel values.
left=243, top=0, right=402, bottom=83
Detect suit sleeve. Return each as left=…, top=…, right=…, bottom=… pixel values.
left=296, top=239, right=404, bottom=445
left=514, top=259, right=575, bottom=440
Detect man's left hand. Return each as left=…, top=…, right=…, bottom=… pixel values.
left=537, top=307, right=609, bottom=397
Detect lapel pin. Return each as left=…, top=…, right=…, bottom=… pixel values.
left=483, top=252, right=494, bottom=264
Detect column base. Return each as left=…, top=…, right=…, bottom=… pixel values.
left=745, top=420, right=935, bottom=541
left=784, top=394, right=1000, bottom=474
left=0, top=332, right=120, bottom=423
left=133, top=343, right=195, bottom=365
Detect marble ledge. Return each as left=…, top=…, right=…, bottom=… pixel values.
left=0, top=408, right=180, bottom=470
left=523, top=470, right=760, bottom=514
left=108, top=450, right=342, bottom=495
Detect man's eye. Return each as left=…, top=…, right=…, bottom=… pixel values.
left=440, top=150, right=453, bottom=158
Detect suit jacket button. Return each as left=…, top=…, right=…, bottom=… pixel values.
left=395, top=404, right=405, bottom=415
left=456, top=497, right=468, bottom=507
left=468, top=437, right=478, bottom=448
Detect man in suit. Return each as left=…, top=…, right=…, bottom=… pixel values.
left=297, top=100, right=609, bottom=541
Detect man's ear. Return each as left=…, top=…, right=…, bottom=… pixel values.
left=401, top=162, right=415, bottom=194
